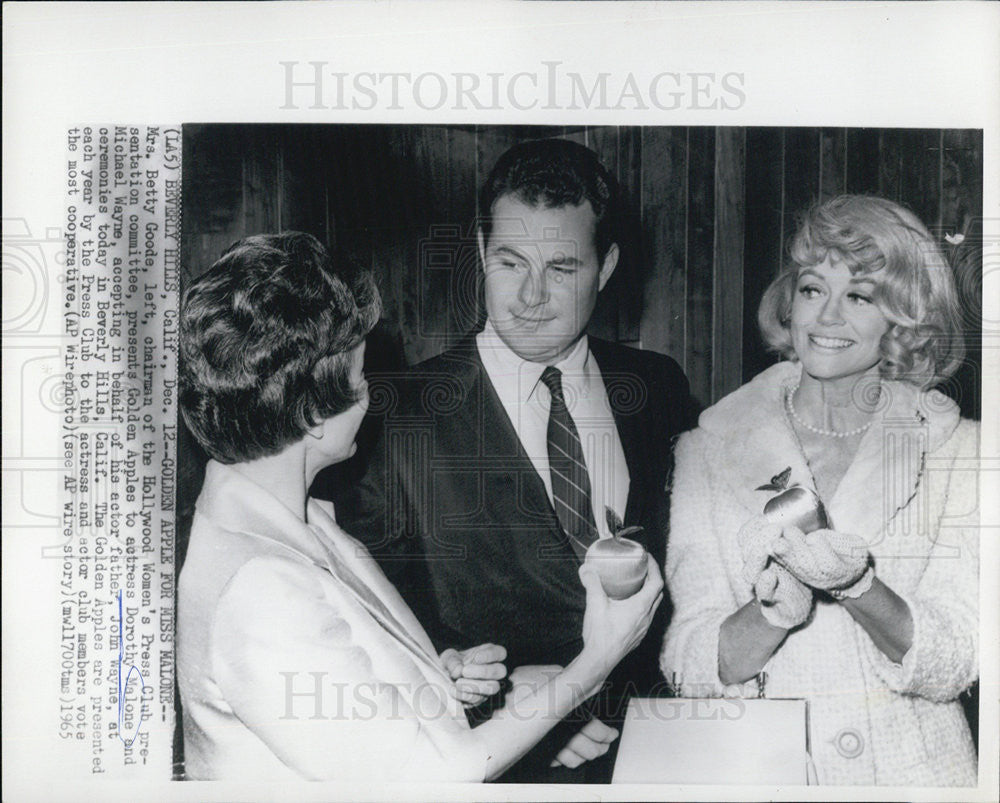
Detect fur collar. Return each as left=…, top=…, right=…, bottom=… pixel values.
left=698, top=362, right=960, bottom=542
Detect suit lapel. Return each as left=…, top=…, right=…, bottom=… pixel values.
left=460, top=342, right=572, bottom=554
left=589, top=340, right=646, bottom=528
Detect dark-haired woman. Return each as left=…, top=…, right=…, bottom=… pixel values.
left=661, top=196, right=978, bottom=785
left=177, top=232, right=662, bottom=781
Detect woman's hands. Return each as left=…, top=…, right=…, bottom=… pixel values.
left=738, top=515, right=813, bottom=629
left=754, top=563, right=814, bottom=629
left=440, top=643, right=508, bottom=706
left=738, top=514, right=875, bottom=625
left=772, top=526, right=874, bottom=599
left=578, top=553, right=663, bottom=680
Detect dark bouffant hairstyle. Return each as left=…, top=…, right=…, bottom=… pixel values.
left=180, top=232, right=381, bottom=464
left=758, top=195, right=964, bottom=387
left=479, top=138, right=620, bottom=260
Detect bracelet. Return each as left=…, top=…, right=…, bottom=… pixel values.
left=829, top=566, right=875, bottom=601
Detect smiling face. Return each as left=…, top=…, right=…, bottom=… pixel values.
left=789, top=256, right=890, bottom=384
left=480, top=194, right=619, bottom=365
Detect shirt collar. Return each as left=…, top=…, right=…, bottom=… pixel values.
left=476, top=320, right=591, bottom=405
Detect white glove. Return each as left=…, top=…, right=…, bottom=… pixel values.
left=772, top=526, right=874, bottom=599
left=754, top=562, right=814, bottom=629
left=737, top=515, right=783, bottom=585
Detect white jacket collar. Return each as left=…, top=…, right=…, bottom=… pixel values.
left=698, top=362, right=960, bottom=540
left=195, top=461, right=457, bottom=691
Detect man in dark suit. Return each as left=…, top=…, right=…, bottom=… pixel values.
left=314, top=138, right=696, bottom=782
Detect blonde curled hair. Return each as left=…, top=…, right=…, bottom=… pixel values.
left=758, top=195, right=964, bottom=387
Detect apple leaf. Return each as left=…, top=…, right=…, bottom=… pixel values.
left=756, top=466, right=792, bottom=492
left=605, top=505, right=624, bottom=535
left=616, top=525, right=645, bottom=540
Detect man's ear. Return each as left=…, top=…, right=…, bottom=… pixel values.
left=597, top=243, right=620, bottom=292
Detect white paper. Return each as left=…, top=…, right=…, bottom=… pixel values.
left=3, top=3, right=998, bottom=801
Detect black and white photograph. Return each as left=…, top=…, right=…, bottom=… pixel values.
left=3, top=3, right=998, bottom=802
left=175, top=123, right=984, bottom=787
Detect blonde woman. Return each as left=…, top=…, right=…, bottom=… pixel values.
left=662, top=196, right=978, bottom=786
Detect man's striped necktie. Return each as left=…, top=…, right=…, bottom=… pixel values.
left=540, top=366, right=599, bottom=560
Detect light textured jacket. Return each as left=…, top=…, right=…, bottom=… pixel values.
left=177, top=461, right=489, bottom=781
left=661, top=362, right=978, bottom=786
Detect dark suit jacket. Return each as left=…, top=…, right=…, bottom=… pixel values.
left=313, top=335, right=697, bottom=781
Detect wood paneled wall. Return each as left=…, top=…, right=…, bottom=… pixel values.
left=182, top=125, right=983, bottom=413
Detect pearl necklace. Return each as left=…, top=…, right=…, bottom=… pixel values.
left=785, top=384, right=873, bottom=439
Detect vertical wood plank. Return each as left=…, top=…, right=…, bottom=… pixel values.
left=376, top=126, right=427, bottom=364
left=639, top=127, right=687, bottom=364
left=560, top=126, right=588, bottom=147
left=324, top=125, right=369, bottom=258
left=713, top=128, right=746, bottom=403
left=941, top=129, right=983, bottom=420
left=475, top=125, right=565, bottom=220
left=588, top=126, right=643, bottom=345
left=279, top=125, right=329, bottom=237
left=445, top=127, right=482, bottom=343
left=617, top=126, right=644, bottom=343
left=685, top=127, right=715, bottom=408
left=742, top=128, right=785, bottom=383
left=587, top=126, right=620, bottom=177
left=845, top=128, right=882, bottom=195
left=241, top=126, right=281, bottom=236
left=897, top=129, right=942, bottom=229
left=877, top=129, right=904, bottom=202
left=180, top=125, right=250, bottom=282
left=782, top=128, right=822, bottom=238
left=819, top=128, right=846, bottom=201
left=411, top=126, right=454, bottom=359
left=587, top=125, right=623, bottom=343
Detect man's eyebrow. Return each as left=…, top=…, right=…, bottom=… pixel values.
left=489, top=244, right=528, bottom=260
left=547, top=254, right=582, bottom=268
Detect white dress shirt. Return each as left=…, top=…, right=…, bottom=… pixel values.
left=476, top=321, right=629, bottom=538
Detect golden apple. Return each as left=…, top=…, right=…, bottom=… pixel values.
left=585, top=526, right=648, bottom=600
left=757, top=467, right=830, bottom=533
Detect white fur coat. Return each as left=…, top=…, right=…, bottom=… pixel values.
left=661, top=362, right=978, bottom=786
